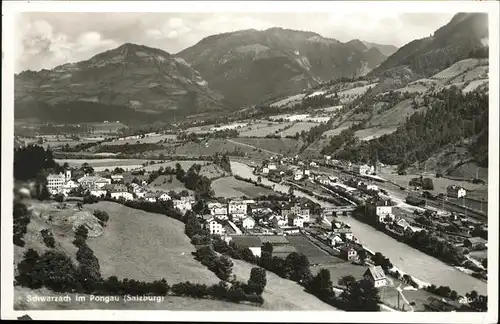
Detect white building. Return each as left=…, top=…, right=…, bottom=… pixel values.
left=78, top=175, right=111, bottom=189
left=156, top=192, right=171, bottom=201
left=206, top=218, right=225, bottom=235
left=294, top=171, right=303, bottom=181
left=144, top=193, right=157, bottom=203
left=135, top=190, right=146, bottom=199
left=352, top=164, right=370, bottom=175
left=111, top=174, right=124, bottom=183
left=242, top=216, right=256, bottom=229
left=208, top=202, right=228, bottom=218
left=288, top=215, right=305, bottom=228
left=174, top=199, right=194, bottom=213
left=262, top=167, right=270, bottom=175
left=325, top=232, right=344, bottom=247
left=89, top=188, right=107, bottom=198
left=47, top=170, right=72, bottom=194
left=366, top=198, right=393, bottom=222
left=447, top=185, right=467, bottom=198
left=364, top=266, right=387, bottom=288
left=228, top=200, right=248, bottom=219
left=268, top=163, right=277, bottom=170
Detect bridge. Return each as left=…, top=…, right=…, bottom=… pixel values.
left=322, top=205, right=357, bottom=216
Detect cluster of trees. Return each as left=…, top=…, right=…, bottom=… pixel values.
left=371, top=252, right=393, bottom=273
left=181, top=164, right=214, bottom=199
left=93, top=210, right=110, bottom=227
left=14, top=145, right=60, bottom=181
left=320, top=123, right=363, bottom=156
left=96, top=143, right=161, bottom=155
left=193, top=246, right=234, bottom=281
left=330, top=88, right=489, bottom=168
left=13, top=201, right=31, bottom=247
left=60, top=141, right=102, bottom=153
left=425, top=284, right=459, bottom=301
left=40, top=229, right=56, bottom=248
left=212, top=153, right=232, bottom=174
left=403, top=230, right=465, bottom=265
left=409, top=176, right=434, bottom=190
left=251, top=94, right=341, bottom=119
left=337, top=275, right=381, bottom=311
left=73, top=225, right=102, bottom=293
left=291, top=119, right=334, bottom=147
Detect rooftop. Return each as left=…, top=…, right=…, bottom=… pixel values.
left=365, top=265, right=386, bottom=281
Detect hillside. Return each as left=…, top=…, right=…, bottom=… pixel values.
left=178, top=28, right=395, bottom=107
left=370, top=13, right=488, bottom=78
left=15, top=43, right=225, bottom=124
left=14, top=200, right=337, bottom=310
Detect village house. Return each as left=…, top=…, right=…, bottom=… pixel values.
left=135, top=190, right=146, bottom=199
left=282, top=203, right=310, bottom=223
left=288, top=215, right=305, bottom=228
left=205, top=217, right=225, bottom=235
left=268, top=163, right=277, bottom=170
left=463, top=237, right=487, bottom=250
left=228, top=199, right=248, bottom=219
left=144, top=192, right=157, bottom=203
left=208, top=202, right=229, bottom=219
left=339, top=244, right=358, bottom=261
left=78, top=175, right=111, bottom=189
left=363, top=265, right=388, bottom=288
left=59, top=179, right=79, bottom=196
left=229, top=236, right=262, bottom=257
left=242, top=216, right=256, bottom=229
left=173, top=198, right=194, bottom=214
left=352, top=164, right=371, bottom=175
left=156, top=192, right=171, bottom=201
left=325, top=232, right=344, bottom=247
left=447, top=185, right=467, bottom=198
left=365, top=197, right=394, bottom=223
left=109, top=185, right=133, bottom=201
left=262, top=167, right=270, bottom=175
left=89, top=187, right=107, bottom=198
left=111, top=174, right=124, bottom=183
left=294, top=170, right=303, bottom=181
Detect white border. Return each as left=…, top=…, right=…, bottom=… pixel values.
left=2, top=1, right=499, bottom=322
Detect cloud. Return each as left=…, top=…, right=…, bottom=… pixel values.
left=15, top=12, right=457, bottom=72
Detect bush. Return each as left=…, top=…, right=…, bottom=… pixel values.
left=247, top=267, right=267, bottom=295
left=40, top=229, right=56, bottom=248
left=54, top=194, right=65, bottom=203
left=93, top=210, right=110, bottom=225
left=83, top=195, right=99, bottom=204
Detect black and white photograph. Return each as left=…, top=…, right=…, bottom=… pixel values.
left=1, top=1, right=498, bottom=322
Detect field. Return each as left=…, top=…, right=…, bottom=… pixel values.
left=148, top=176, right=190, bottom=192
left=139, top=160, right=225, bottom=179
left=212, top=177, right=275, bottom=198
left=104, top=134, right=176, bottom=146
left=286, top=235, right=342, bottom=265
left=233, top=137, right=303, bottom=156
left=85, top=201, right=221, bottom=284
left=378, top=165, right=488, bottom=198
left=462, top=79, right=488, bottom=93
left=55, top=158, right=148, bottom=168
left=229, top=258, right=339, bottom=310
left=370, top=99, right=425, bottom=128
left=238, top=122, right=292, bottom=137
left=354, top=126, right=398, bottom=141
left=173, top=139, right=274, bottom=159
left=280, top=122, right=319, bottom=137
left=270, top=93, right=307, bottom=108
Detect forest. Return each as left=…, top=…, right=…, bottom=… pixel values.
left=323, top=87, right=489, bottom=168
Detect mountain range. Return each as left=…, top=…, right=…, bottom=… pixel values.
left=14, top=12, right=487, bottom=124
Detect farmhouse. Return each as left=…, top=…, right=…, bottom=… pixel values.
left=363, top=265, right=387, bottom=288
left=242, top=216, right=256, bottom=229
left=339, top=245, right=358, bottom=261
left=325, top=232, right=344, bottom=247
left=463, top=237, right=487, bottom=250
left=229, top=236, right=262, bottom=257
left=205, top=217, right=225, bottom=235
left=156, top=192, right=171, bottom=201
left=447, top=185, right=467, bottom=198
left=281, top=203, right=310, bottom=222
left=173, top=198, right=194, bottom=213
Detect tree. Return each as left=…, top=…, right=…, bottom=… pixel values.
left=262, top=242, right=273, bottom=254
left=357, top=249, right=367, bottom=264
left=247, top=267, right=267, bottom=295
left=75, top=225, right=89, bottom=241
left=93, top=210, right=110, bottom=224
left=340, top=277, right=380, bottom=311
left=309, top=268, right=334, bottom=301
left=38, top=185, right=50, bottom=201
left=54, top=194, right=65, bottom=203
left=284, top=252, right=311, bottom=283
left=372, top=252, right=392, bottom=273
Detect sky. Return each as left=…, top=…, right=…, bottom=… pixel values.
left=15, top=12, right=456, bottom=73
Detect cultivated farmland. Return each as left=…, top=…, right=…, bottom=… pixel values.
left=212, top=176, right=275, bottom=198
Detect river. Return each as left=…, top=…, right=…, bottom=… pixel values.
left=230, top=161, right=487, bottom=296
